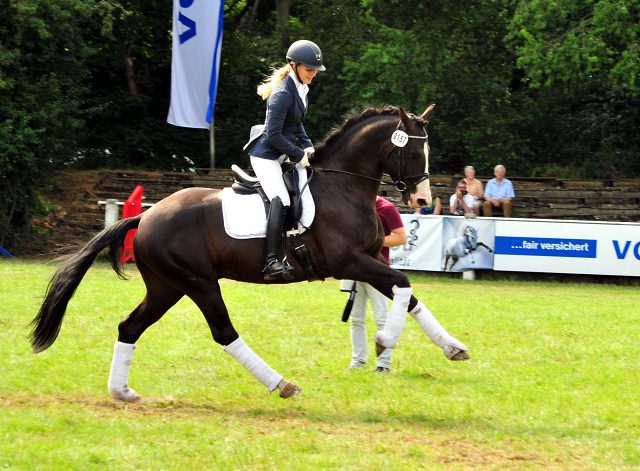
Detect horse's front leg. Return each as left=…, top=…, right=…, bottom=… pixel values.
left=336, top=255, right=470, bottom=362
left=478, top=242, right=494, bottom=253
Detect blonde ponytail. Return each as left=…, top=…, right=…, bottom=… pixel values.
left=257, top=64, right=292, bottom=100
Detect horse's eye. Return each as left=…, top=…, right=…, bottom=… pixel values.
left=410, top=152, right=419, bottom=160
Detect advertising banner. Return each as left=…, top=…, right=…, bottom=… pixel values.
left=390, top=215, right=443, bottom=271
left=389, top=216, right=495, bottom=272
left=493, top=219, right=640, bottom=276
left=441, top=217, right=495, bottom=272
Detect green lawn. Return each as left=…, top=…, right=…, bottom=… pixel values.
left=1, top=259, right=638, bottom=470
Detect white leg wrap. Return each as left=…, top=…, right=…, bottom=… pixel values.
left=410, top=301, right=468, bottom=359
left=223, top=337, right=283, bottom=392
left=372, top=285, right=412, bottom=349
left=108, top=341, right=139, bottom=401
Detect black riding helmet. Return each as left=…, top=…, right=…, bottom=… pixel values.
left=286, top=40, right=326, bottom=71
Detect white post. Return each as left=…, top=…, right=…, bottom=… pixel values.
left=105, top=199, right=119, bottom=228
left=463, top=270, right=476, bottom=281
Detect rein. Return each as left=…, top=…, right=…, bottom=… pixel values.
left=312, top=123, right=430, bottom=192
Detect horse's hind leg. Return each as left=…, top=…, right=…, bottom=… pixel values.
left=108, top=261, right=184, bottom=402
left=188, top=280, right=301, bottom=399
left=449, top=256, right=459, bottom=271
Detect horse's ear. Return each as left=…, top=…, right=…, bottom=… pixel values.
left=398, top=107, right=413, bottom=130
left=420, top=104, right=436, bottom=123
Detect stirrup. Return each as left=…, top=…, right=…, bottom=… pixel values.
left=263, top=259, right=294, bottom=281
left=263, top=260, right=284, bottom=280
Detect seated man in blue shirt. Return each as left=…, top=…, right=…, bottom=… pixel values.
left=483, top=165, right=515, bottom=217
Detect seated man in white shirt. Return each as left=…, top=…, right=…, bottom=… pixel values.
left=449, top=180, right=476, bottom=216
left=483, top=164, right=516, bottom=217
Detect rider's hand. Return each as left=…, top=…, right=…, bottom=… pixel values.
left=299, top=147, right=314, bottom=168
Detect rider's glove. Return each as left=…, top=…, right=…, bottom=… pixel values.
left=299, top=147, right=314, bottom=168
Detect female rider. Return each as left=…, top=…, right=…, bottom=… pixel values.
left=244, top=40, right=325, bottom=280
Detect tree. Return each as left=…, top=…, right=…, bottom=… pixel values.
left=508, top=0, right=640, bottom=101
left=0, top=0, right=95, bottom=249
left=338, top=0, right=537, bottom=175
left=507, top=0, right=640, bottom=177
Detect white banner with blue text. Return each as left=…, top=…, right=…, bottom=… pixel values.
left=390, top=216, right=640, bottom=277
left=168, top=0, right=224, bottom=128
left=493, top=219, right=640, bottom=276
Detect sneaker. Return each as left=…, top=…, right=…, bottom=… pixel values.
left=375, top=366, right=391, bottom=374
left=348, top=361, right=366, bottom=371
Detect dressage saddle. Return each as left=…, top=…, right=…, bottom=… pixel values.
left=231, top=163, right=302, bottom=226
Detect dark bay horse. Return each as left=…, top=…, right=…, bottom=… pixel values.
left=31, top=105, right=469, bottom=401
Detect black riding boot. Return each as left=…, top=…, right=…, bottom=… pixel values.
left=263, top=196, right=288, bottom=280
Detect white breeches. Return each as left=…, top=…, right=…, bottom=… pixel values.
left=223, top=336, right=283, bottom=392
left=349, top=282, right=392, bottom=368
left=250, top=155, right=290, bottom=206
left=108, top=341, right=138, bottom=401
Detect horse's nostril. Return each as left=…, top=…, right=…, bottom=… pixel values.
left=417, top=199, right=427, bottom=206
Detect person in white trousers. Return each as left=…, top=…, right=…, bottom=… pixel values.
left=348, top=197, right=407, bottom=373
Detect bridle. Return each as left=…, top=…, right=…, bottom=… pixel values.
left=312, top=117, right=430, bottom=193
left=380, top=120, right=430, bottom=192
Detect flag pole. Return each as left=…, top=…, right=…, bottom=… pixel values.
left=209, top=117, right=215, bottom=171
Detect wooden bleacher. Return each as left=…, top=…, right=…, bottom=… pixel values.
left=32, top=170, right=640, bottom=256
left=382, top=175, right=640, bottom=222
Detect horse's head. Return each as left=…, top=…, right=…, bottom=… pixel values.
left=384, top=105, right=435, bottom=208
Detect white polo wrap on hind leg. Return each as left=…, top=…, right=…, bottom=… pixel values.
left=223, top=337, right=282, bottom=392
left=372, top=285, right=412, bottom=349
left=108, top=341, right=138, bottom=401
left=410, top=300, right=468, bottom=359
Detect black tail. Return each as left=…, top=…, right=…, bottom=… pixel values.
left=29, top=216, right=142, bottom=353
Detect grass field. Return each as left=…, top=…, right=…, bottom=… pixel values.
left=1, top=259, right=639, bottom=470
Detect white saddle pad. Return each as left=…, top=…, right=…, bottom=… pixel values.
left=222, top=165, right=315, bottom=239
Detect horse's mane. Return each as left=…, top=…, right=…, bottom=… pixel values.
left=312, top=105, right=425, bottom=163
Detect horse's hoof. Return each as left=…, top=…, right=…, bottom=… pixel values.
left=448, top=349, right=470, bottom=361
left=126, top=393, right=142, bottom=403
left=375, top=342, right=386, bottom=357
left=279, top=381, right=302, bottom=399
left=372, top=331, right=397, bottom=350
left=110, top=388, right=140, bottom=402
left=112, top=392, right=141, bottom=403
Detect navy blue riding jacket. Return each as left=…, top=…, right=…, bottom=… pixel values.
left=245, top=75, right=313, bottom=163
